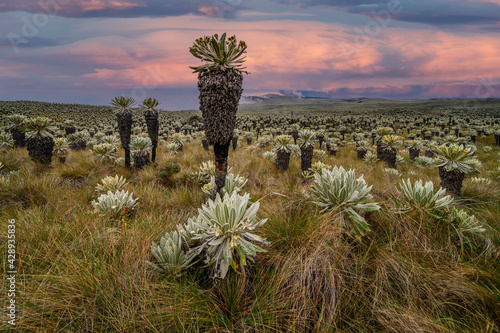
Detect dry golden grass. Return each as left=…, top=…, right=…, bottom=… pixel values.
left=1, top=135, right=499, bottom=332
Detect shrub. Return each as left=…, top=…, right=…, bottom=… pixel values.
left=311, top=166, right=380, bottom=237
left=150, top=230, right=192, bottom=277
left=181, top=192, right=268, bottom=279
left=414, top=156, right=434, bottom=168
left=92, top=143, right=118, bottom=164
left=399, top=179, right=454, bottom=214
left=202, top=173, right=247, bottom=196
left=95, top=175, right=128, bottom=193
left=91, top=190, right=138, bottom=218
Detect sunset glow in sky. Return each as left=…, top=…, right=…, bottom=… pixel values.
left=1, top=0, right=500, bottom=110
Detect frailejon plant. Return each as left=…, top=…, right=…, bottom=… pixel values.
left=92, top=190, right=138, bottom=219
left=273, top=135, right=293, bottom=171
left=202, top=172, right=247, bottom=196
left=167, top=142, right=181, bottom=155
left=182, top=192, right=268, bottom=279
left=406, top=139, right=423, bottom=160
left=414, top=156, right=434, bottom=168
left=111, top=96, right=134, bottom=168
left=68, top=130, right=89, bottom=151
left=192, top=160, right=216, bottom=184
left=363, top=151, right=378, bottom=164
left=0, top=131, right=14, bottom=149
left=95, top=175, right=128, bottom=193
left=311, top=166, right=380, bottom=238
left=140, top=97, right=160, bottom=162
left=5, top=114, right=27, bottom=147
left=262, top=151, right=276, bottom=162
left=92, top=143, right=118, bottom=164
left=398, top=179, right=454, bottom=215
left=380, top=135, right=403, bottom=168
left=433, top=143, right=481, bottom=195
left=299, top=129, right=316, bottom=172
left=53, top=137, right=69, bottom=163
left=190, top=33, right=248, bottom=198
left=130, top=136, right=152, bottom=170
left=150, top=230, right=192, bottom=278
left=100, top=134, right=120, bottom=147
left=302, top=161, right=332, bottom=178
left=22, top=117, right=57, bottom=164
left=448, top=208, right=486, bottom=251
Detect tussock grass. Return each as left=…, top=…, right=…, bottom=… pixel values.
left=1, top=134, right=499, bottom=333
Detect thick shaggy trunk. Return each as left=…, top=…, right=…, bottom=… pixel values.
left=494, top=133, right=500, bottom=146
left=65, top=126, right=76, bottom=135
left=197, top=69, right=243, bottom=146
left=145, top=114, right=159, bottom=163
left=202, top=137, right=210, bottom=150
left=425, top=150, right=434, bottom=158
left=232, top=137, right=238, bottom=150
left=291, top=130, right=298, bottom=145
left=357, top=150, right=367, bottom=159
left=276, top=151, right=291, bottom=171
left=409, top=148, right=420, bottom=161
left=382, top=149, right=397, bottom=169
left=27, top=136, right=54, bottom=165
left=376, top=143, right=384, bottom=161
left=197, top=68, right=243, bottom=198
left=70, top=140, right=87, bottom=151
left=10, top=128, right=25, bottom=148
left=213, top=140, right=231, bottom=199
left=318, top=136, right=324, bottom=149
left=133, top=151, right=150, bottom=170
left=246, top=138, right=252, bottom=145
left=116, top=113, right=133, bottom=168
left=300, top=146, right=314, bottom=172
left=439, top=167, right=465, bottom=196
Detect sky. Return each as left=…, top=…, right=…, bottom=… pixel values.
left=1, top=0, right=500, bottom=110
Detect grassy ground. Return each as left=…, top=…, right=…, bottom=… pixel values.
left=1, top=134, right=499, bottom=332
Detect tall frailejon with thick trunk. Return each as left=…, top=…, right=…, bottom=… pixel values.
left=141, top=97, right=160, bottom=163
left=6, top=114, right=27, bottom=148
left=298, top=129, right=316, bottom=173
left=22, top=117, right=57, bottom=165
left=190, top=33, right=248, bottom=198
left=434, top=143, right=481, bottom=196
left=111, top=96, right=134, bottom=168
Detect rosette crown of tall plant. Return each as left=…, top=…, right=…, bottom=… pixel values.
left=189, top=32, right=248, bottom=73
left=22, top=117, right=57, bottom=139
left=273, top=135, right=293, bottom=153
left=311, top=166, right=380, bottom=237
left=381, top=135, right=403, bottom=152
left=141, top=97, right=159, bottom=116
left=111, top=96, right=135, bottom=115
left=5, top=114, right=27, bottom=129
left=299, top=129, right=316, bottom=149
left=434, top=143, right=481, bottom=174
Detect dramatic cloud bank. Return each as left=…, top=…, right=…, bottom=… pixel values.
left=0, top=0, right=499, bottom=109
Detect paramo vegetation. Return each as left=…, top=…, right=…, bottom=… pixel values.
left=0, top=33, right=499, bottom=332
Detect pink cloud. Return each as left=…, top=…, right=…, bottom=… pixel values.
left=4, top=14, right=500, bottom=98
